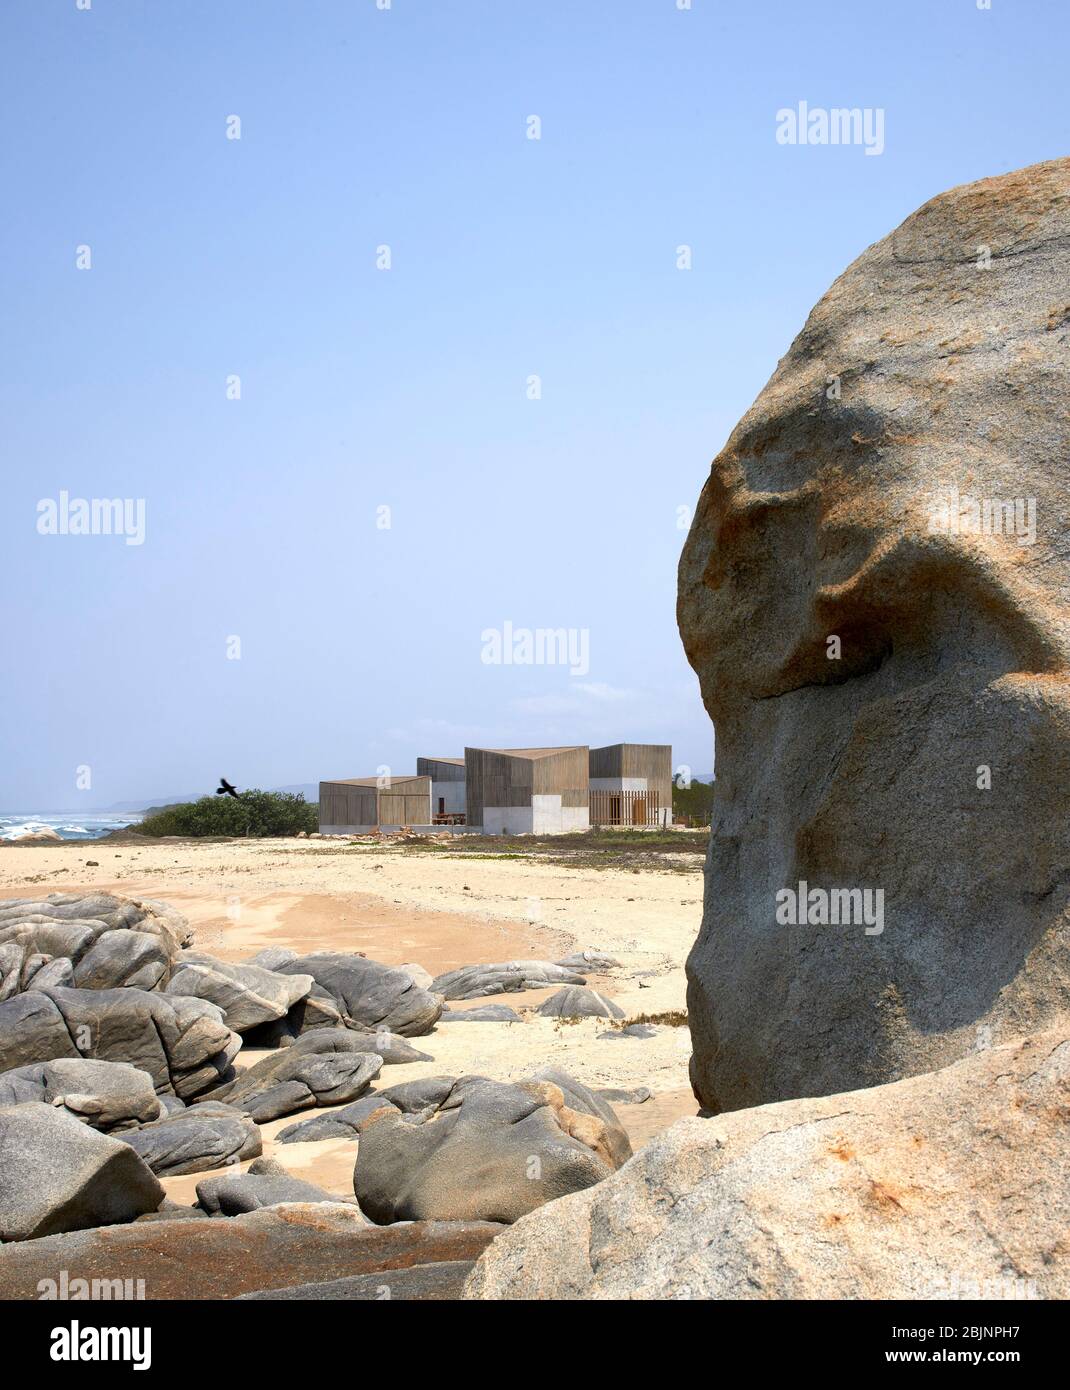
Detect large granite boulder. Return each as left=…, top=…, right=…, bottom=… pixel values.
left=465, top=1031, right=1070, bottom=1300
left=677, top=157, right=1070, bottom=1113
left=0, top=1207, right=501, bottom=1299
left=431, top=961, right=586, bottom=1000
left=0, top=987, right=241, bottom=1100
left=536, top=987, right=625, bottom=1020
left=354, top=1072, right=627, bottom=1225
left=276, top=953, right=442, bottom=1036
left=0, top=893, right=191, bottom=999
left=117, top=1102, right=261, bottom=1175
left=166, top=954, right=314, bottom=1034
left=71, top=929, right=171, bottom=991
left=0, top=1102, right=164, bottom=1241
left=196, top=1030, right=383, bottom=1121
left=0, top=1058, right=161, bottom=1132
left=240, top=986, right=348, bottom=1044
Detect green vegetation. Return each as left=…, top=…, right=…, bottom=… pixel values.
left=135, top=790, right=317, bottom=839
left=617, top=1010, right=689, bottom=1028
left=671, top=776, right=715, bottom=827
left=377, top=825, right=709, bottom=873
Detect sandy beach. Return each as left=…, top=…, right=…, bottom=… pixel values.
left=0, top=834, right=703, bottom=1198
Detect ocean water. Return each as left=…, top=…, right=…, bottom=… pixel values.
left=0, top=813, right=141, bottom=843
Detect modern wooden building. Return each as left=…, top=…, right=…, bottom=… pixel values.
left=589, top=743, right=673, bottom=826
left=318, top=775, right=432, bottom=833
left=464, top=746, right=590, bottom=834
left=416, top=756, right=467, bottom=823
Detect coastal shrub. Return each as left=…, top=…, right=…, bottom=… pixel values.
left=135, top=790, right=316, bottom=839
left=671, top=777, right=715, bottom=826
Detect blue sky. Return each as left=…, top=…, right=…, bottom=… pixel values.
left=1, top=0, right=1066, bottom=809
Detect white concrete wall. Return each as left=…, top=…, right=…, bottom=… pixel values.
left=531, top=795, right=590, bottom=834
left=431, top=779, right=466, bottom=814
left=483, top=806, right=535, bottom=835
left=589, top=777, right=648, bottom=792
left=483, top=800, right=590, bottom=834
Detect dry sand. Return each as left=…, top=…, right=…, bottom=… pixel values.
left=0, top=835, right=703, bottom=1199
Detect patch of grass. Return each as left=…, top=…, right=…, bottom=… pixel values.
left=615, top=1010, right=690, bottom=1029
left=383, top=827, right=708, bottom=874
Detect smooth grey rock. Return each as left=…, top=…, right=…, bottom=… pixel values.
left=431, top=961, right=586, bottom=1000
left=166, top=954, right=314, bottom=1034
left=0, top=893, right=191, bottom=958
left=599, top=1023, right=658, bottom=1040
left=277, top=1095, right=399, bottom=1144
left=354, top=1072, right=624, bottom=1225
left=198, top=1030, right=383, bottom=1119
left=72, top=928, right=171, bottom=991
left=0, top=1058, right=161, bottom=1132
left=117, top=1101, right=261, bottom=1175
left=439, top=1004, right=521, bottom=1023
left=596, top=1086, right=652, bottom=1105
left=677, top=157, right=1070, bottom=1112
left=395, top=962, right=434, bottom=991
left=27, top=957, right=75, bottom=992
left=536, top=986, right=625, bottom=1020
left=349, top=1031, right=433, bottom=1064
left=277, top=953, right=442, bottom=1036
left=246, top=947, right=299, bottom=971
left=241, top=985, right=347, bottom=1045
left=377, top=1076, right=457, bottom=1113
left=0, top=986, right=240, bottom=1100
left=196, top=1170, right=352, bottom=1216
left=0, top=1102, right=164, bottom=1241
left=555, top=951, right=622, bottom=971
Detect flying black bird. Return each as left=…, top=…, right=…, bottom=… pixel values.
left=216, top=778, right=241, bottom=799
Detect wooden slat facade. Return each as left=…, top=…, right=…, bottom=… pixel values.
left=465, top=746, right=589, bottom=823
left=416, top=757, right=466, bottom=782
left=589, top=743, right=673, bottom=812
left=319, top=776, right=431, bottom=828
left=590, top=787, right=663, bottom=826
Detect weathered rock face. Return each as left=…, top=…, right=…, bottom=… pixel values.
left=0, top=1206, right=502, bottom=1299
left=0, top=1058, right=161, bottom=1132
left=536, top=986, right=624, bottom=1020
left=196, top=1029, right=383, bottom=1121
left=277, top=1094, right=399, bottom=1144
left=117, top=1102, right=262, bottom=1176
left=278, top=953, right=442, bottom=1036
left=0, top=987, right=240, bottom=1100
left=464, top=1031, right=1070, bottom=1300
left=0, top=893, right=191, bottom=999
left=195, top=1166, right=348, bottom=1217
left=677, top=158, right=1070, bottom=1113
left=0, top=1102, right=164, bottom=1242
left=166, top=954, right=314, bottom=1034
left=354, top=1072, right=628, bottom=1225
left=432, top=961, right=586, bottom=1000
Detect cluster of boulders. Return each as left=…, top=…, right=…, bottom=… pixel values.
left=0, top=891, right=635, bottom=1299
